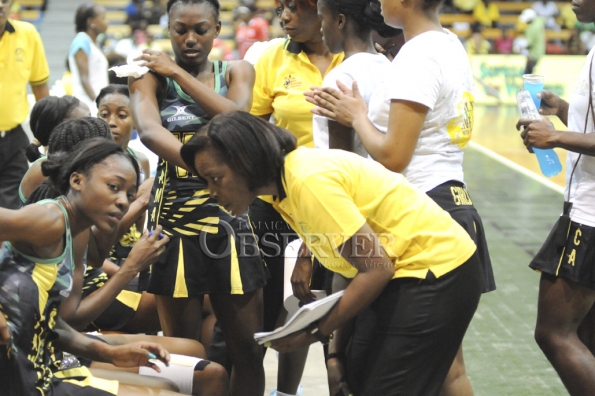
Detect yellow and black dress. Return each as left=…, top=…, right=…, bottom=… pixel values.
left=82, top=147, right=145, bottom=332
left=0, top=199, right=118, bottom=395
left=148, top=61, right=265, bottom=296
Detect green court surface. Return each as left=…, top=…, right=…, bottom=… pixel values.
left=463, top=147, right=566, bottom=395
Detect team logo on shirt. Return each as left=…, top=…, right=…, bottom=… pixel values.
left=283, top=75, right=301, bottom=89
left=446, top=91, right=474, bottom=148
left=574, top=78, right=588, bottom=96
left=167, top=105, right=198, bottom=122
left=15, top=48, right=24, bottom=62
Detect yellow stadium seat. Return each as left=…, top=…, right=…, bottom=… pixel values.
left=256, top=0, right=276, bottom=9
left=439, top=14, right=475, bottom=26
left=106, top=10, right=127, bottom=24
left=95, top=0, right=129, bottom=8
left=19, top=0, right=44, bottom=7
left=483, top=28, right=503, bottom=40
left=219, top=24, right=234, bottom=38
left=107, top=24, right=132, bottom=38
left=546, top=29, right=572, bottom=41
left=492, top=2, right=533, bottom=13
left=219, top=0, right=238, bottom=11
left=19, top=9, right=40, bottom=22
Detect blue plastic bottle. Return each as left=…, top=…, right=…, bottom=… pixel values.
left=516, top=90, right=562, bottom=177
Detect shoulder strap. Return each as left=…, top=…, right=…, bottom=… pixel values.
left=566, top=53, right=595, bottom=202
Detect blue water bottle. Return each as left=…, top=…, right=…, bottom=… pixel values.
left=516, top=90, right=562, bottom=178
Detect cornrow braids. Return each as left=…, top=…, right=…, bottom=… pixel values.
left=41, top=138, right=141, bottom=197
left=47, top=117, right=113, bottom=156
left=26, top=180, right=61, bottom=205
left=167, top=0, right=220, bottom=20
left=26, top=96, right=82, bottom=162
left=323, top=0, right=399, bottom=39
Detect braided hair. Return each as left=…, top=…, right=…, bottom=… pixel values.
left=47, top=117, right=112, bottom=156
left=29, top=138, right=140, bottom=204
left=27, top=119, right=116, bottom=205
left=26, top=96, right=82, bottom=162
left=167, top=0, right=220, bottom=20
left=323, top=0, right=399, bottom=39
left=26, top=179, right=60, bottom=205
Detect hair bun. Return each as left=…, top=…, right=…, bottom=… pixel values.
left=41, top=151, right=67, bottom=180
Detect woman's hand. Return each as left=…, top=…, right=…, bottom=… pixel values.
left=267, top=329, right=317, bottom=353
left=291, top=256, right=316, bottom=303
left=305, top=81, right=368, bottom=128
left=0, top=312, right=10, bottom=345
left=135, top=50, right=180, bottom=78
left=327, top=357, right=352, bottom=396
left=122, top=225, right=169, bottom=273
left=538, top=90, right=563, bottom=117
left=516, top=117, right=560, bottom=152
left=107, top=341, right=170, bottom=373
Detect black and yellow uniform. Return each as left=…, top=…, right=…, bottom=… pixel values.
left=148, top=61, right=265, bottom=296
left=0, top=199, right=118, bottom=395
left=82, top=267, right=141, bottom=332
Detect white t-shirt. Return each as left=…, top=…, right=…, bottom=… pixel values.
left=313, top=53, right=390, bottom=157
left=368, top=29, right=474, bottom=193
left=566, top=48, right=595, bottom=226
left=68, top=32, right=109, bottom=113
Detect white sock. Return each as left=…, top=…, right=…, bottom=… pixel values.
left=275, top=392, right=296, bottom=396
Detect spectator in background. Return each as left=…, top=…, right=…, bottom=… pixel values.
left=520, top=8, right=545, bottom=74
left=532, top=0, right=560, bottom=30
left=235, top=1, right=269, bottom=60
left=466, top=22, right=491, bottom=55
left=494, top=28, right=515, bottom=54
left=473, top=0, right=499, bottom=28
left=126, top=0, right=146, bottom=31
left=0, top=0, right=49, bottom=209
left=68, top=2, right=109, bottom=114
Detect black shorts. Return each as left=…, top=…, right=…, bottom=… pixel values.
left=83, top=268, right=139, bottom=332
left=427, top=180, right=496, bottom=293
left=346, top=254, right=482, bottom=395
left=530, top=220, right=595, bottom=290
left=148, top=213, right=266, bottom=296
left=249, top=198, right=298, bottom=331
left=249, top=199, right=332, bottom=331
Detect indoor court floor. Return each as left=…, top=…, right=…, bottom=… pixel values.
left=264, top=105, right=569, bottom=395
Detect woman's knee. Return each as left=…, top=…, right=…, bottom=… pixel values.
left=534, top=322, right=566, bottom=355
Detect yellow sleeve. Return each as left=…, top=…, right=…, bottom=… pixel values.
left=292, top=175, right=367, bottom=251
left=28, top=27, right=50, bottom=86
left=250, top=51, right=274, bottom=116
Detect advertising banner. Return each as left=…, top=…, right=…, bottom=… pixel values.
left=470, top=55, right=585, bottom=105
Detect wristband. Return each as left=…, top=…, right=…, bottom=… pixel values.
left=326, top=352, right=345, bottom=361
left=306, top=321, right=331, bottom=345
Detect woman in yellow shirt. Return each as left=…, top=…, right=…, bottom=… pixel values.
left=181, top=111, right=483, bottom=395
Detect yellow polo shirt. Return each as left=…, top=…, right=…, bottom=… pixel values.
left=0, top=20, right=49, bottom=130
left=272, top=147, right=477, bottom=280
left=251, top=39, right=344, bottom=148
